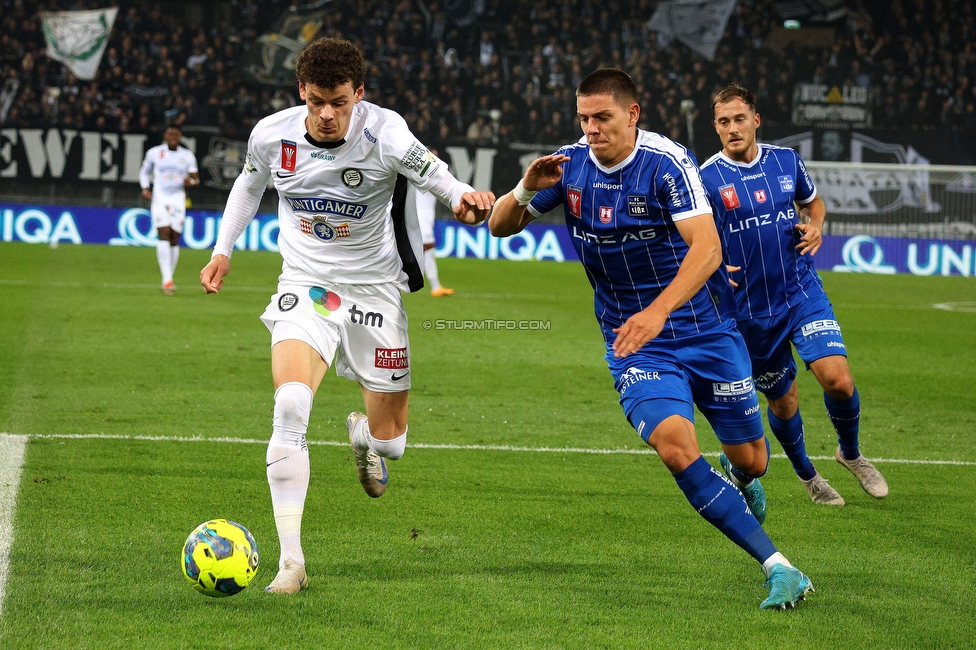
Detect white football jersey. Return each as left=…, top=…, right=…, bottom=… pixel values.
left=236, top=101, right=465, bottom=289
left=139, top=144, right=197, bottom=203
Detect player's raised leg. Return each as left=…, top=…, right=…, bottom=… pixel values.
left=632, top=401, right=813, bottom=610
left=812, top=355, right=888, bottom=498
left=264, top=337, right=328, bottom=594
left=349, top=388, right=408, bottom=498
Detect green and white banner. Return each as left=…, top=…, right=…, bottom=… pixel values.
left=40, top=8, right=118, bottom=80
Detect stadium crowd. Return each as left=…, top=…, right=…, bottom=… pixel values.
left=2, top=0, right=975, bottom=158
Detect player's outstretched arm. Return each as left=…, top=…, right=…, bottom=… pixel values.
left=611, top=213, right=722, bottom=358
left=453, top=190, right=496, bottom=226
left=489, top=154, right=570, bottom=237
left=200, top=254, right=230, bottom=294
left=795, top=196, right=826, bottom=256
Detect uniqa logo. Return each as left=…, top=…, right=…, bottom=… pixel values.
left=832, top=235, right=896, bottom=274
left=109, top=208, right=158, bottom=246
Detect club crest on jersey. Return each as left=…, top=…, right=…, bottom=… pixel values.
left=778, top=175, right=794, bottom=192
left=718, top=184, right=740, bottom=209
left=281, top=140, right=297, bottom=172
left=567, top=186, right=582, bottom=218
left=627, top=195, right=648, bottom=217
left=753, top=189, right=767, bottom=203
left=599, top=206, right=613, bottom=223
left=300, top=218, right=351, bottom=241
left=341, top=168, right=363, bottom=188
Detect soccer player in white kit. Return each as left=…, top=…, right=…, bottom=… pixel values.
left=139, top=124, right=199, bottom=295
left=200, top=38, right=494, bottom=595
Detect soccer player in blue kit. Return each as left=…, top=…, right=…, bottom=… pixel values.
left=489, top=69, right=813, bottom=609
left=700, top=84, right=888, bottom=506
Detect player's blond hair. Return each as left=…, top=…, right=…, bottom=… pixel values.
left=712, top=84, right=757, bottom=112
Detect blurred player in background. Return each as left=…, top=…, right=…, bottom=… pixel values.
left=200, top=37, right=493, bottom=595
left=700, top=84, right=888, bottom=506
left=139, top=123, right=199, bottom=295
left=489, top=68, right=813, bottom=610
left=405, top=147, right=453, bottom=296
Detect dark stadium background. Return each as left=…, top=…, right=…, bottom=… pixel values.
left=2, top=0, right=974, bottom=212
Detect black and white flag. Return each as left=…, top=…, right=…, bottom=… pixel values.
left=647, top=0, right=736, bottom=61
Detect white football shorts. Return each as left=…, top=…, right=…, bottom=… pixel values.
left=151, top=196, right=187, bottom=231
left=260, top=281, right=411, bottom=392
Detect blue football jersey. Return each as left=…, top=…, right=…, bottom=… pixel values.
left=527, top=131, right=736, bottom=343
left=700, top=144, right=824, bottom=319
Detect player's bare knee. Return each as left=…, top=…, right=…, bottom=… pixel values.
left=822, top=375, right=855, bottom=399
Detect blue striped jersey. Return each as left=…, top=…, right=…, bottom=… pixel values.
left=700, top=144, right=823, bottom=319
left=527, top=131, right=736, bottom=343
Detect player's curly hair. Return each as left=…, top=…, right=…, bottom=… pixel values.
left=712, top=84, right=757, bottom=112
left=576, top=69, right=638, bottom=107
left=295, top=37, right=367, bottom=90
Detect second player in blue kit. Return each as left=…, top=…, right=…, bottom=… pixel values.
left=701, top=84, right=889, bottom=506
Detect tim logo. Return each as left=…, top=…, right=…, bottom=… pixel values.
left=348, top=304, right=383, bottom=327
left=281, top=140, right=297, bottom=172
left=599, top=206, right=613, bottom=223
left=719, top=184, right=740, bottom=209
left=754, top=189, right=767, bottom=203
left=375, top=347, right=408, bottom=369
left=567, top=186, right=582, bottom=218
left=801, top=319, right=841, bottom=337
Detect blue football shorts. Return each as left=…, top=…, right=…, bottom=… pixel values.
left=736, top=293, right=848, bottom=400
left=607, top=326, right=764, bottom=446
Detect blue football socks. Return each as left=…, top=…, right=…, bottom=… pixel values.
left=767, top=408, right=817, bottom=480
left=825, top=387, right=861, bottom=461
left=673, top=456, right=777, bottom=563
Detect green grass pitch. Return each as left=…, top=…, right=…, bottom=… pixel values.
left=0, top=242, right=974, bottom=649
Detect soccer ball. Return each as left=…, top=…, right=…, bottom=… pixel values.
left=181, top=519, right=259, bottom=597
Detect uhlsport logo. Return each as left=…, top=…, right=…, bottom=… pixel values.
left=309, top=287, right=341, bottom=316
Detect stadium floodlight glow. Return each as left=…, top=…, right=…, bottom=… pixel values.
left=784, top=19, right=801, bottom=29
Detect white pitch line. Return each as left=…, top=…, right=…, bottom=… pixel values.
left=19, top=432, right=976, bottom=466
left=0, top=434, right=27, bottom=618
left=0, top=279, right=273, bottom=293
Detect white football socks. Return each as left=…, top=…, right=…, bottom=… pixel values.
left=267, top=382, right=312, bottom=568
left=367, top=425, right=407, bottom=460
left=424, top=249, right=441, bottom=290
left=762, top=552, right=793, bottom=576
left=170, top=244, right=180, bottom=277
left=156, top=240, right=172, bottom=283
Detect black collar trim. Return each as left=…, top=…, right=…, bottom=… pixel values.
left=304, top=133, right=346, bottom=149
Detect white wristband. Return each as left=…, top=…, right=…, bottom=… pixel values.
left=513, top=179, right=538, bottom=206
